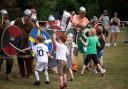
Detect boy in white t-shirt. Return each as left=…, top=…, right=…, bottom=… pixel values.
left=23, top=35, right=53, bottom=85
left=53, top=34, right=69, bottom=89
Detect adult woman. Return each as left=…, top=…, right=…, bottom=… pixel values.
left=110, top=12, right=120, bottom=46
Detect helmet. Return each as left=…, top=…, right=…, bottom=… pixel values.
left=24, top=9, right=32, bottom=17
left=79, top=6, right=86, bottom=12
left=31, top=14, right=37, bottom=22
left=48, top=15, right=55, bottom=21
left=0, top=9, right=8, bottom=15
left=67, top=33, right=73, bottom=38
left=92, top=16, right=98, bottom=21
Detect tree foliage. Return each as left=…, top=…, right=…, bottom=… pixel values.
left=0, top=0, right=128, bottom=20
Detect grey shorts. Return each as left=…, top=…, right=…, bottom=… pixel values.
left=57, top=60, right=68, bottom=76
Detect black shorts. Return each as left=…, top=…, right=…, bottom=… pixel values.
left=84, top=54, right=99, bottom=65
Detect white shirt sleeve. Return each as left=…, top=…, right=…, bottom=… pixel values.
left=32, top=45, right=37, bottom=53
left=55, top=40, right=61, bottom=47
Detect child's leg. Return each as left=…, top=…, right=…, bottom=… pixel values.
left=44, top=70, right=50, bottom=82
left=34, top=62, right=44, bottom=82
left=35, top=70, right=40, bottom=81
left=63, top=74, right=67, bottom=84
left=81, top=55, right=91, bottom=75
left=59, top=76, right=64, bottom=87
left=44, top=62, right=50, bottom=83
left=81, top=65, right=87, bottom=74
left=69, top=68, right=74, bottom=80
left=100, top=56, right=103, bottom=66
left=92, top=55, right=106, bottom=74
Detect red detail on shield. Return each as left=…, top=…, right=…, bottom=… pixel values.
left=46, top=25, right=65, bottom=51
left=1, top=25, right=23, bottom=56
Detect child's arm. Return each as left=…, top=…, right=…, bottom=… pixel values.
left=79, top=37, right=88, bottom=46
left=97, top=40, right=101, bottom=47
left=47, top=52, right=54, bottom=59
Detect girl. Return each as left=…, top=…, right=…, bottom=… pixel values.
left=79, top=28, right=106, bottom=75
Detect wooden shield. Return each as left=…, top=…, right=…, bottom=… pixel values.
left=1, top=25, right=23, bottom=56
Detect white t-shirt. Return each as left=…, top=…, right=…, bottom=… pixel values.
left=32, top=43, right=49, bottom=62
left=55, top=41, right=69, bottom=62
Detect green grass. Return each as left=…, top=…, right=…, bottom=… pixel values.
left=0, top=30, right=128, bottom=89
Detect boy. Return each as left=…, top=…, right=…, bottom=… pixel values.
left=23, top=35, right=53, bottom=85
left=53, top=34, right=69, bottom=89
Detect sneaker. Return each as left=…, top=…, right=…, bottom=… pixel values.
left=70, top=78, right=74, bottom=81
left=45, top=81, right=50, bottom=84
left=101, top=69, right=106, bottom=74
left=63, top=83, right=68, bottom=88
left=80, top=73, right=84, bottom=76
left=93, top=69, right=98, bottom=74
left=60, top=86, right=64, bottom=89
left=33, top=81, right=41, bottom=85
left=114, top=43, right=117, bottom=46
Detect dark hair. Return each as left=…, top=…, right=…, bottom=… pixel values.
left=59, top=35, right=67, bottom=43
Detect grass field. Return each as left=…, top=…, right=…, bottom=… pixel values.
left=0, top=29, right=128, bottom=89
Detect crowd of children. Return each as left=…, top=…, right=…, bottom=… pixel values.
left=0, top=5, right=122, bottom=89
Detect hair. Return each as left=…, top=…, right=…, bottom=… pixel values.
left=59, top=35, right=67, bottom=43
left=36, top=35, right=44, bottom=43
left=89, top=28, right=96, bottom=35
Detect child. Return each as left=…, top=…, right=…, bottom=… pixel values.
left=65, top=33, right=77, bottom=81
left=53, top=34, right=69, bottom=89
left=79, top=28, right=106, bottom=75
left=23, top=35, right=53, bottom=85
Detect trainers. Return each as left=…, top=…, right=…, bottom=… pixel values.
left=80, top=73, right=84, bottom=76
left=70, top=78, right=74, bottom=81
left=33, top=81, right=41, bottom=85
left=101, top=69, right=106, bottom=74
left=45, top=81, right=50, bottom=84
left=93, top=69, right=98, bottom=74
left=114, top=43, right=117, bottom=46
left=63, top=83, right=68, bottom=88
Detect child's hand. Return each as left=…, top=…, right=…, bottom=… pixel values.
left=79, top=37, right=82, bottom=41
left=51, top=56, right=54, bottom=59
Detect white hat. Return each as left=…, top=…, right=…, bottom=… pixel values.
left=24, top=9, right=32, bottom=17
left=0, top=9, right=8, bottom=15
left=31, top=14, right=37, bottom=22
left=48, top=15, right=55, bottom=21
left=79, top=6, right=86, bottom=12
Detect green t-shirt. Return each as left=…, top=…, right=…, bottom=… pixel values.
left=86, top=36, right=100, bottom=54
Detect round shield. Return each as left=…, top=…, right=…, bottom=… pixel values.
left=28, top=27, right=52, bottom=53
left=94, top=23, right=105, bottom=34
left=1, top=25, right=23, bottom=56
left=46, top=25, right=65, bottom=51
left=65, top=28, right=75, bottom=36
left=76, top=31, right=87, bottom=54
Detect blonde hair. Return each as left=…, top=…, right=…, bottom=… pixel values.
left=89, top=28, right=96, bottom=35
left=36, top=35, right=44, bottom=43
